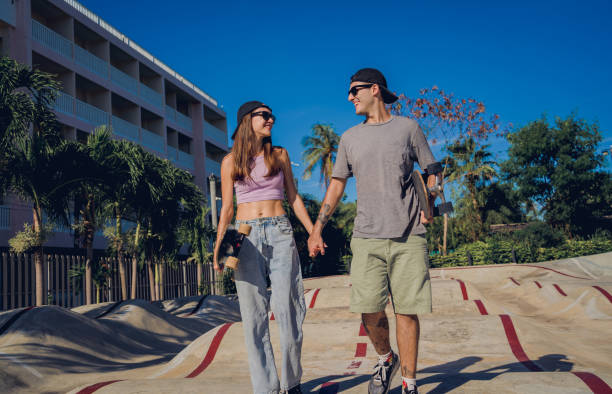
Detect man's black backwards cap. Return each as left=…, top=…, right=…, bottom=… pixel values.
left=350, top=68, right=398, bottom=104
left=232, top=100, right=271, bottom=140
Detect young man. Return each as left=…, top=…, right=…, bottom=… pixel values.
left=307, top=68, right=439, bottom=394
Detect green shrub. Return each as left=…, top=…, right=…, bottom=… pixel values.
left=429, top=233, right=612, bottom=267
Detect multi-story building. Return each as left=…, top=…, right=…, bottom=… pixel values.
left=0, top=0, right=228, bottom=248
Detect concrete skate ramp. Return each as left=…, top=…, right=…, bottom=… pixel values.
left=1, top=252, right=611, bottom=393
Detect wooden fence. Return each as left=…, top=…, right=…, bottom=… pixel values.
left=0, top=251, right=220, bottom=311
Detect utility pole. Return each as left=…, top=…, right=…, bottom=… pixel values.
left=208, top=174, right=219, bottom=295
left=208, top=174, right=218, bottom=229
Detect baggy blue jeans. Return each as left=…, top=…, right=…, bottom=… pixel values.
left=234, top=215, right=306, bottom=394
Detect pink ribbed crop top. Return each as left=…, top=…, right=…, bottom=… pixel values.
left=234, top=155, right=285, bottom=204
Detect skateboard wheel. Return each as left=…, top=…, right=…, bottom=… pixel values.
left=238, top=223, right=252, bottom=236
left=226, top=256, right=239, bottom=270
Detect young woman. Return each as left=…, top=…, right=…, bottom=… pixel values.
left=213, top=101, right=313, bottom=394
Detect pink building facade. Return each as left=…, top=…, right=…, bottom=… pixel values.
left=0, top=0, right=228, bottom=248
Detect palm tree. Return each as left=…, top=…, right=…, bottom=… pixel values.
left=0, top=57, right=85, bottom=305
left=444, top=137, right=497, bottom=241
left=0, top=57, right=60, bottom=152
left=302, top=124, right=340, bottom=188
left=72, top=126, right=118, bottom=304
left=182, top=203, right=214, bottom=295
left=5, top=135, right=86, bottom=305
left=102, top=138, right=142, bottom=301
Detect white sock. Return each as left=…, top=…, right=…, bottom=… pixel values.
left=377, top=350, right=393, bottom=365
left=402, top=377, right=417, bottom=390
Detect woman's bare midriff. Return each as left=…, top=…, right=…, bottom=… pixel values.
left=235, top=199, right=286, bottom=221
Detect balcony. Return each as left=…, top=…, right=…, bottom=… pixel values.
left=111, top=115, right=139, bottom=142
left=31, top=19, right=73, bottom=59
left=53, top=91, right=75, bottom=115
left=205, top=157, right=221, bottom=178
left=75, top=45, right=108, bottom=79
left=111, top=66, right=138, bottom=96
left=204, top=121, right=227, bottom=147
left=0, top=205, right=10, bottom=230
left=167, top=145, right=178, bottom=162
left=176, top=111, right=192, bottom=131
left=139, top=83, right=162, bottom=108
left=141, top=128, right=164, bottom=153
left=177, top=150, right=194, bottom=170
left=75, top=99, right=109, bottom=126
left=165, top=105, right=192, bottom=131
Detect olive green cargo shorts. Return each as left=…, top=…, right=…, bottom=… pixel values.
left=349, top=235, right=432, bottom=315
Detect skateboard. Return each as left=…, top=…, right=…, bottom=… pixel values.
left=218, top=223, right=252, bottom=270
left=411, top=162, right=453, bottom=221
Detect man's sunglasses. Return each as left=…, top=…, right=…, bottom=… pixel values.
left=251, top=111, right=276, bottom=122
left=348, top=83, right=374, bottom=97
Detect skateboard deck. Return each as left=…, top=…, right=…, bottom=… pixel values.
left=218, top=223, right=251, bottom=270
left=411, top=170, right=453, bottom=221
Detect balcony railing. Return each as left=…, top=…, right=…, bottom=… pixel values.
left=111, top=115, right=139, bottom=142
left=139, top=83, right=162, bottom=108
left=167, top=145, right=178, bottom=162
left=75, top=45, right=108, bottom=78
left=110, top=66, right=139, bottom=96
left=165, top=105, right=176, bottom=120
left=31, top=19, right=73, bottom=59
left=204, top=120, right=227, bottom=147
left=178, top=150, right=194, bottom=170
left=53, top=91, right=75, bottom=115
left=0, top=205, right=10, bottom=230
left=165, top=105, right=192, bottom=131
left=141, top=128, right=164, bottom=153
left=176, top=111, right=192, bottom=131
left=205, top=157, right=221, bottom=178
left=76, top=98, right=109, bottom=126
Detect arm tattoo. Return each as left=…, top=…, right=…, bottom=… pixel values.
left=317, top=204, right=332, bottom=227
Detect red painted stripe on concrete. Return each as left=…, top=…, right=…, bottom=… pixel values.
left=432, top=264, right=590, bottom=280
left=347, top=360, right=362, bottom=369
left=499, top=315, right=542, bottom=372
left=186, top=323, right=233, bottom=378
left=474, top=300, right=488, bottom=315
left=572, top=372, right=612, bottom=394
left=0, top=306, right=34, bottom=336
left=534, top=281, right=542, bottom=288
left=510, top=277, right=521, bottom=286
left=319, top=381, right=339, bottom=394
left=520, top=265, right=590, bottom=280
left=355, top=343, right=367, bottom=357
left=553, top=284, right=567, bottom=296
left=455, top=279, right=468, bottom=300
left=359, top=323, right=367, bottom=336
left=593, top=286, right=612, bottom=304
left=309, top=288, right=321, bottom=309
left=76, top=380, right=123, bottom=394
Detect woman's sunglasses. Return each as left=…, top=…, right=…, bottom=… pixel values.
left=348, top=83, right=373, bottom=97
left=251, top=111, right=276, bottom=122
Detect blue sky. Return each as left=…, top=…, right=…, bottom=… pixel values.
left=81, top=0, right=612, bottom=201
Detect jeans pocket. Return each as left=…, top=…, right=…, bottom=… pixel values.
left=278, top=221, right=293, bottom=235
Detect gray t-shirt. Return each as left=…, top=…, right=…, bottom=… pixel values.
left=331, top=116, right=437, bottom=238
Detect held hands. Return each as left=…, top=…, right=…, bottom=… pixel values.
left=307, top=232, right=327, bottom=258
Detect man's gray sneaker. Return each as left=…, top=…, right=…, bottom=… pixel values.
left=368, top=351, right=399, bottom=394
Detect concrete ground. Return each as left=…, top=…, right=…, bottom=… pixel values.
left=0, top=252, right=610, bottom=393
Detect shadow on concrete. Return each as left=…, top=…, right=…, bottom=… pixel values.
left=301, top=354, right=573, bottom=393
left=390, top=354, right=573, bottom=394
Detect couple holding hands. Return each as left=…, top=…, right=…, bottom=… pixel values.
left=213, top=68, right=439, bottom=394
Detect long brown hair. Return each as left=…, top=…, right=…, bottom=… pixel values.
left=231, top=114, right=282, bottom=182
